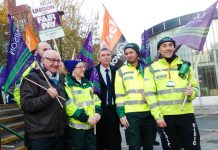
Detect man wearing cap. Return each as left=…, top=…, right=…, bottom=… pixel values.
left=115, top=43, right=156, bottom=150
left=84, top=48, right=122, bottom=150
left=144, top=37, right=200, bottom=149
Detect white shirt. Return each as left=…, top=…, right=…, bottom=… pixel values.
left=100, top=65, right=111, bottom=85
left=99, top=64, right=114, bottom=105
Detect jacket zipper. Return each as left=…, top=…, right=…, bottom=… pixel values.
left=168, top=63, right=171, bottom=79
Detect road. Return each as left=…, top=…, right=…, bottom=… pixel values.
left=121, top=114, right=218, bottom=149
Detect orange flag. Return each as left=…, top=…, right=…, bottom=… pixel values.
left=25, top=24, right=38, bottom=51
left=101, top=6, right=126, bottom=68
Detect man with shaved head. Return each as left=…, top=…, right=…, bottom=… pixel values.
left=35, top=41, right=52, bottom=57
left=20, top=50, right=66, bottom=150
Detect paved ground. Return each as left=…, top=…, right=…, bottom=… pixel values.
left=121, top=105, right=218, bottom=150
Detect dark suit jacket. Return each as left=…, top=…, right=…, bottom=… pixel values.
left=84, top=64, right=117, bottom=107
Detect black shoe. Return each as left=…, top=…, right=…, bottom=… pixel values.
left=153, top=140, right=160, bottom=145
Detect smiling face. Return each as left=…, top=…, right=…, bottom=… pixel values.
left=72, top=62, right=85, bottom=79
left=158, top=42, right=175, bottom=59
left=41, top=50, right=61, bottom=74
left=124, top=48, right=138, bottom=64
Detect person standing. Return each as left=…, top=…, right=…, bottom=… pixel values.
left=14, top=41, right=52, bottom=107
left=144, top=37, right=200, bottom=149
left=84, top=48, right=122, bottom=150
left=115, top=43, right=156, bottom=150
left=64, top=60, right=101, bottom=150
left=20, top=50, right=66, bottom=150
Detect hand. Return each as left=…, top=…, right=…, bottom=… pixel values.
left=94, top=113, right=101, bottom=123
left=120, top=116, right=129, bottom=128
left=185, top=87, right=193, bottom=96
left=47, top=88, right=58, bottom=99
left=156, top=118, right=167, bottom=128
left=88, top=116, right=96, bottom=125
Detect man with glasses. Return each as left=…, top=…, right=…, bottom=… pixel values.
left=20, top=50, right=66, bottom=150
left=14, top=41, right=52, bottom=107
left=13, top=42, right=52, bottom=149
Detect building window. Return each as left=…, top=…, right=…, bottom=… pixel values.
left=198, top=65, right=218, bottom=96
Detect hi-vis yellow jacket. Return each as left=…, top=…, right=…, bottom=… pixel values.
left=14, top=61, right=36, bottom=107
left=65, top=74, right=101, bottom=130
left=144, top=57, right=199, bottom=120
left=115, top=62, right=151, bottom=118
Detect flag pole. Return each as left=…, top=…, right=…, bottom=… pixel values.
left=181, top=51, right=202, bottom=111
left=23, top=77, right=66, bottom=101
left=53, top=39, right=62, bottom=60
left=93, top=96, right=96, bottom=135
left=71, top=48, right=76, bottom=60
left=35, top=59, right=64, bottom=108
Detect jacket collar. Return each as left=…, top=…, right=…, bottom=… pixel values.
left=65, top=74, right=92, bottom=88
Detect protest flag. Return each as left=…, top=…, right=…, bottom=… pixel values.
left=101, top=6, right=127, bottom=68
left=172, top=1, right=218, bottom=110
left=90, top=67, right=101, bottom=94
left=76, top=32, right=94, bottom=68
left=0, top=15, right=34, bottom=91
left=173, top=1, right=218, bottom=51
left=25, top=23, right=38, bottom=51
left=140, top=30, right=152, bottom=67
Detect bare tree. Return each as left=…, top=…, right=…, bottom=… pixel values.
left=51, top=0, right=101, bottom=61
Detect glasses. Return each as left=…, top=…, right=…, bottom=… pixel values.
left=45, top=57, right=61, bottom=63
left=75, top=66, right=85, bottom=69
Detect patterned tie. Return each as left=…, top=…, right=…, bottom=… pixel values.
left=105, top=69, right=113, bottom=105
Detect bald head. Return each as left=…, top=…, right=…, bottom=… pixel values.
left=36, top=42, right=52, bottom=57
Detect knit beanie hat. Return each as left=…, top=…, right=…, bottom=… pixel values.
left=124, top=43, right=140, bottom=55
left=63, top=60, right=80, bottom=74
left=157, top=37, right=176, bottom=50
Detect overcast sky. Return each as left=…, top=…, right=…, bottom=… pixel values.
left=11, top=0, right=218, bottom=44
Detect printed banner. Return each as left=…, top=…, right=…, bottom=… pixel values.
left=31, top=3, right=65, bottom=41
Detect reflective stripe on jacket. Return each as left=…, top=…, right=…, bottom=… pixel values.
left=14, top=61, right=36, bottom=107
left=115, top=63, right=151, bottom=118
left=144, top=57, right=199, bottom=120
left=65, top=76, right=101, bottom=130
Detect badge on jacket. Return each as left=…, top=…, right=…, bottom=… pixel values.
left=166, top=81, right=175, bottom=87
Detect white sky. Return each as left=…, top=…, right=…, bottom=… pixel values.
left=11, top=0, right=218, bottom=44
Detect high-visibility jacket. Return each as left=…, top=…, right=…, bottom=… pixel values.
left=14, top=61, right=36, bottom=107
left=144, top=57, right=199, bottom=120
left=115, top=62, right=151, bottom=118
left=65, top=74, right=101, bottom=130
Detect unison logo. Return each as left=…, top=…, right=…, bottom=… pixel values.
left=32, top=5, right=55, bottom=14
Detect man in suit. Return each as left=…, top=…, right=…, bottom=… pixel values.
left=85, top=47, right=122, bottom=150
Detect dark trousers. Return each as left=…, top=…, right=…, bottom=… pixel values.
left=159, top=114, right=201, bottom=150
left=30, top=136, right=65, bottom=150
left=96, top=105, right=122, bottom=150
left=125, top=113, right=156, bottom=150
left=66, top=126, right=96, bottom=150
